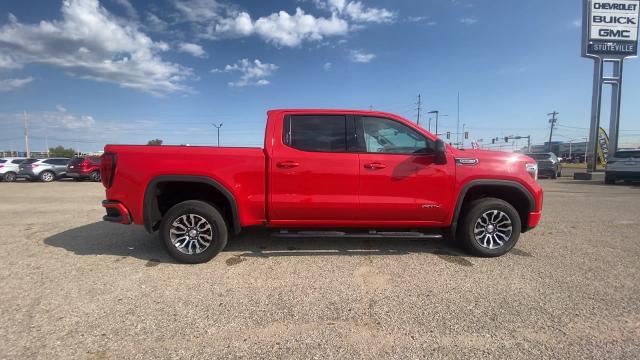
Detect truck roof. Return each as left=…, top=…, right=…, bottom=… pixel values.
left=267, top=109, right=405, bottom=118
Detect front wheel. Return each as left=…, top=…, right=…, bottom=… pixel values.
left=159, top=200, right=228, bottom=264
left=459, top=198, right=521, bottom=257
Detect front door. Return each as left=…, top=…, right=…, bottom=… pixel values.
left=357, top=116, right=454, bottom=225
left=269, top=114, right=360, bottom=224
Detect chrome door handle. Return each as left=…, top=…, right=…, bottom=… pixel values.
left=277, top=161, right=300, bottom=168
left=364, top=162, right=386, bottom=170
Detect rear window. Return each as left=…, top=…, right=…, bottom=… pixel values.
left=284, top=115, right=347, bottom=152
left=11, top=159, right=25, bottom=164
left=528, top=154, right=551, bottom=161
left=614, top=150, right=640, bottom=158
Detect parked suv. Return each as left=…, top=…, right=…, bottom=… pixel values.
left=18, top=158, right=70, bottom=182
left=0, top=157, right=26, bottom=182
left=526, top=153, right=561, bottom=179
left=67, top=156, right=101, bottom=182
left=605, top=149, right=640, bottom=184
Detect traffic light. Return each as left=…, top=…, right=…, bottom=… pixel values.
left=492, top=138, right=495, bottom=144
left=446, top=131, right=451, bottom=139
left=464, top=131, right=469, bottom=139
left=505, top=137, right=509, bottom=143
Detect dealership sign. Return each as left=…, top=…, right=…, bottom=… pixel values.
left=583, top=0, right=640, bottom=57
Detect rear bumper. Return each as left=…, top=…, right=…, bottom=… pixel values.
left=67, top=172, right=90, bottom=178
left=102, top=200, right=132, bottom=224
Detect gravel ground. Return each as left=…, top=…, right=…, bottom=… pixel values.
left=0, top=179, right=639, bottom=359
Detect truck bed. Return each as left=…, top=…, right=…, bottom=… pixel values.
left=104, top=145, right=266, bottom=227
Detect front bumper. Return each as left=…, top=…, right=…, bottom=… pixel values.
left=17, top=170, right=37, bottom=179
left=102, top=200, right=132, bottom=224
left=528, top=211, right=542, bottom=229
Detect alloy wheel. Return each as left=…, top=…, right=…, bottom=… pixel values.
left=473, top=210, right=513, bottom=249
left=169, top=214, right=214, bottom=255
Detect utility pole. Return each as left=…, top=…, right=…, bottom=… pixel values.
left=416, top=94, right=422, bottom=125
left=44, top=121, right=50, bottom=157
left=212, top=123, right=223, bottom=147
left=456, top=92, right=461, bottom=148
left=547, top=111, right=558, bottom=152
left=428, top=110, right=438, bottom=135
left=23, top=110, right=30, bottom=158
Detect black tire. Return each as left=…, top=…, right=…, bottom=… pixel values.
left=3, top=172, right=17, bottom=182
left=604, top=174, right=616, bottom=185
left=39, top=171, right=55, bottom=182
left=159, top=200, right=228, bottom=264
left=89, top=170, right=101, bottom=182
left=557, top=169, right=562, bottom=178
left=459, top=198, right=521, bottom=257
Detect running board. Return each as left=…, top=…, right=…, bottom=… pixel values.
left=272, top=230, right=443, bottom=239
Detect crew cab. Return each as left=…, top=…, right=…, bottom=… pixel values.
left=101, top=109, right=543, bottom=263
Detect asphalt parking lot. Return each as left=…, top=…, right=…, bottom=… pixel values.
left=1, top=179, right=639, bottom=359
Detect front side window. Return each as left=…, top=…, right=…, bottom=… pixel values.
left=284, top=115, right=347, bottom=152
left=361, top=117, right=433, bottom=154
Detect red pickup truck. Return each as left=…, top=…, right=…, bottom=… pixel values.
left=101, top=109, right=543, bottom=263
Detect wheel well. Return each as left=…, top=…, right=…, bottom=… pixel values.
left=456, top=185, right=532, bottom=231
left=144, top=179, right=240, bottom=234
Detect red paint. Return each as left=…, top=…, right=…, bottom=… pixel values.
left=101, top=109, right=543, bottom=232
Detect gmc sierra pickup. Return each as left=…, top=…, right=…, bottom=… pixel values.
left=101, top=109, right=543, bottom=263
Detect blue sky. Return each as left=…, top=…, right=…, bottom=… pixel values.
left=0, top=0, right=639, bottom=153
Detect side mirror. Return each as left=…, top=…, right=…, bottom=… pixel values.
left=435, top=139, right=447, bottom=165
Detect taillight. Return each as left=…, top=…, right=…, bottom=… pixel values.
left=101, top=153, right=117, bottom=188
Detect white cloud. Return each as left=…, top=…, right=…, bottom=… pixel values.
left=254, top=8, right=349, bottom=47
left=0, top=0, right=193, bottom=95
left=343, top=1, right=395, bottom=23
left=178, top=42, right=207, bottom=58
left=314, top=0, right=395, bottom=23
left=349, top=49, right=375, bottom=63
left=172, top=0, right=394, bottom=47
left=323, top=62, right=332, bottom=71
left=0, top=77, right=33, bottom=91
left=145, top=12, right=169, bottom=32
left=212, top=58, right=278, bottom=87
left=113, top=0, right=138, bottom=19
left=460, top=17, right=478, bottom=25
left=0, top=54, right=22, bottom=70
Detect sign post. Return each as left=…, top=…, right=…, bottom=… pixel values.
left=582, top=0, right=639, bottom=173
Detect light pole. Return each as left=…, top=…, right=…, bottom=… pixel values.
left=212, top=123, right=223, bottom=146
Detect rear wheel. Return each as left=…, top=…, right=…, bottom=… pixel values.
left=40, top=171, right=55, bottom=182
left=459, top=198, right=521, bottom=257
left=3, top=172, right=17, bottom=182
left=159, top=200, right=228, bottom=264
left=89, top=170, right=101, bottom=182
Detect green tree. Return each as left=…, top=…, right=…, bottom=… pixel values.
left=147, top=139, right=163, bottom=146
left=49, top=145, right=76, bottom=158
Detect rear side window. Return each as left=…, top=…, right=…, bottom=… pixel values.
left=11, top=159, right=25, bottom=164
left=284, top=115, right=347, bottom=152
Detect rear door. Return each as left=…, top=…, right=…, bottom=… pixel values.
left=356, top=116, right=455, bottom=225
left=269, top=114, right=360, bottom=224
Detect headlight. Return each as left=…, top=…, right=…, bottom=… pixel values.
left=525, top=163, right=538, bottom=181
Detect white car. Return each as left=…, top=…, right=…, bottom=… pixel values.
left=0, top=157, right=27, bottom=182
left=605, top=150, right=640, bottom=184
